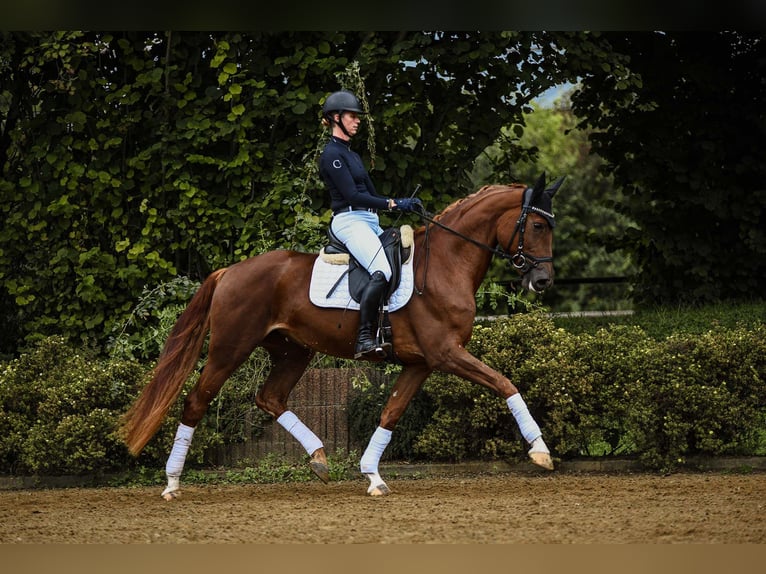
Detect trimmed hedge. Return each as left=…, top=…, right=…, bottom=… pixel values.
left=2, top=306, right=765, bottom=476
left=0, top=337, right=143, bottom=474
left=351, top=310, right=766, bottom=472
left=0, top=336, right=270, bottom=475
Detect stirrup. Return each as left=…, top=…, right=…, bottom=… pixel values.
left=354, top=322, right=392, bottom=359
left=355, top=342, right=386, bottom=359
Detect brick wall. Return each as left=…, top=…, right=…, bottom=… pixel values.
left=207, top=367, right=389, bottom=466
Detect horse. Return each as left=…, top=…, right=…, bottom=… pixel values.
left=119, top=173, right=564, bottom=498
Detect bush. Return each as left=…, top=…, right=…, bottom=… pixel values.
left=524, top=325, right=647, bottom=458
left=413, top=375, right=521, bottom=461
left=414, top=313, right=559, bottom=461
left=410, top=310, right=766, bottom=471
left=3, top=304, right=764, bottom=477
left=0, top=336, right=145, bottom=474
left=553, top=300, right=766, bottom=339
left=0, top=335, right=275, bottom=476
left=624, top=327, right=766, bottom=471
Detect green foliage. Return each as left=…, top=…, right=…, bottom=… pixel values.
left=414, top=313, right=559, bottom=461
left=222, top=449, right=359, bottom=484
left=471, top=97, right=637, bottom=313
left=570, top=31, right=766, bottom=306
left=1, top=31, right=593, bottom=354
left=0, top=336, right=145, bottom=474
left=523, top=325, right=647, bottom=458
left=224, top=453, right=317, bottom=484
left=115, top=449, right=360, bottom=487
left=108, top=276, right=200, bottom=361
left=623, top=328, right=766, bottom=471
left=414, top=375, right=522, bottom=461
left=411, top=307, right=766, bottom=472
left=2, top=305, right=764, bottom=477
left=553, top=300, right=766, bottom=339
left=0, top=331, right=273, bottom=476
left=3, top=31, right=764, bottom=353
left=474, top=279, right=540, bottom=316
left=3, top=30, right=765, bottom=475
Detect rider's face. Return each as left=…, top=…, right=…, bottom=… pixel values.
left=336, top=111, right=360, bottom=137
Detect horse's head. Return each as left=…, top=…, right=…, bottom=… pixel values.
left=501, top=173, right=564, bottom=294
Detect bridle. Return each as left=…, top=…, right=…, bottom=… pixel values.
left=412, top=187, right=554, bottom=294
left=507, top=186, right=555, bottom=272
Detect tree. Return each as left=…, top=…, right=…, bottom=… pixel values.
left=471, top=93, right=636, bottom=312
left=570, top=31, right=766, bottom=306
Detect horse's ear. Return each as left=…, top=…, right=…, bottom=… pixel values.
left=545, top=176, right=566, bottom=198
left=529, top=172, right=546, bottom=204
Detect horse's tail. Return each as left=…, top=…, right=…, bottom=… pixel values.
left=119, top=268, right=228, bottom=456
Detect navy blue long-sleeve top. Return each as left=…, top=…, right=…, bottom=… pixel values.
left=319, top=136, right=389, bottom=212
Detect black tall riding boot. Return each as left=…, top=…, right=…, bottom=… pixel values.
left=354, top=270, right=388, bottom=359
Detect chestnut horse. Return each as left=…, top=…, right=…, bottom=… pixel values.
left=120, top=174, right=563, bottom=498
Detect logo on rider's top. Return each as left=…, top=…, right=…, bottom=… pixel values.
left=332, top=160, right=342, bottom=169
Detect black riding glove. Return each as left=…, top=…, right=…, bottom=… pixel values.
left=393, top=198, right=424, bottom=213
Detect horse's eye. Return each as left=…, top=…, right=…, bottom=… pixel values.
left=533, top=222, right=545, bottom=230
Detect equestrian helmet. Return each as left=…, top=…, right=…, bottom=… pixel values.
left=322, top=90, right=365, bottom=116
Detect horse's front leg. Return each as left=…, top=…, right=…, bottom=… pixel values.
left=360, top=364, right=432, bottom=496
left=437, top=344, right=554, bottom=471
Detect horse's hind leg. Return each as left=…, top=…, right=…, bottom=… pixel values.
left=360, top=364, right=432, bottom=496
left=161, top=344, right=255, bottom=500
left=255, top=337, right=329, bottom=482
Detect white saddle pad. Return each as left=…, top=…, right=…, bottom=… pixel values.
left=309, top=255, right=415, bottom=312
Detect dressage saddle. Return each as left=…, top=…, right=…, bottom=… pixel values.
left=322, top=226, right=412, bottom=303
left=320, top=225, right=413, bottom=362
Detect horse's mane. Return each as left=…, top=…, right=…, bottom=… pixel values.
left=433, top=183, right=522, bottom=222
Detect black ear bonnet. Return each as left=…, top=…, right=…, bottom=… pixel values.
left=523, top=174, right=565, bottom=228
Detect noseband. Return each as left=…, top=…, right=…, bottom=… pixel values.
left=413, top=187, right=553, bottom=293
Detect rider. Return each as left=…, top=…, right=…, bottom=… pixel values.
left=319, top=90, right=421, bottom=359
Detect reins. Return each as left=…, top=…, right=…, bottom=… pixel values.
left=411, top=187, right=553, bottom=294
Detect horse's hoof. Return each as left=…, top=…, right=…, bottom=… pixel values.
left=310, top=449, right=330, bottom=483
left=161, top=489, right=181, bottom=501
left=367, top=483, right=391, bottom=497
left=310, top=460, right=330, bottom=483
left=364, top=472, right=391, bottom=496
left=529, top=451, right=555, bottom=471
